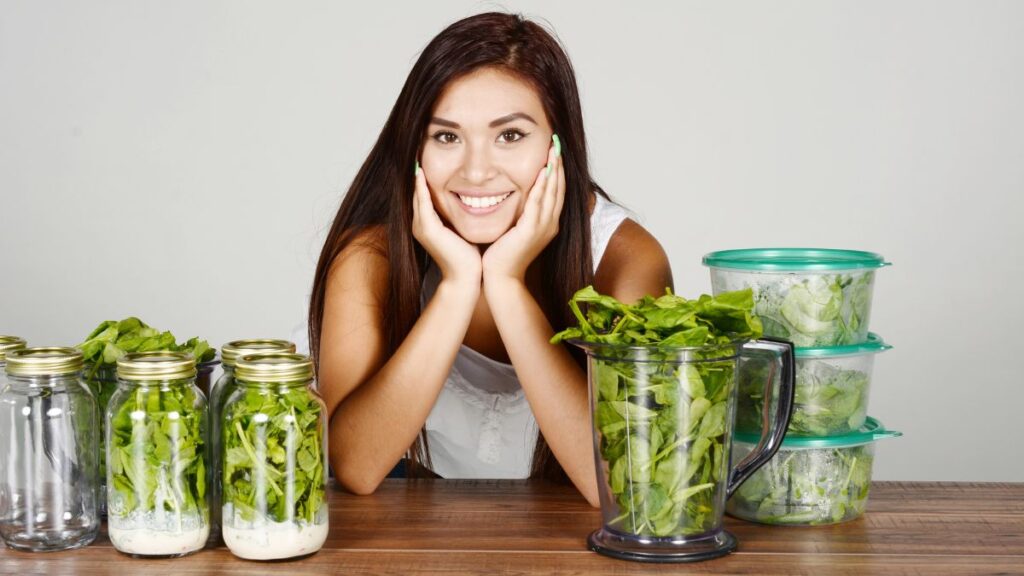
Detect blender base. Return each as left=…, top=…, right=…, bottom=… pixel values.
left=588, top=528, right=737, bottom=563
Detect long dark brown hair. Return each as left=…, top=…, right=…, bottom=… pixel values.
left=309, top=12, right=607, bottom=480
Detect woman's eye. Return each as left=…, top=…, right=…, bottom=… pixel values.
left=432, top=131, right=460, bottom=144
left=498, top=129, right=526, bottom=144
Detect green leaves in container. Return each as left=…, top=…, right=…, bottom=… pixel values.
left=728, top=446, right=873, bottom=525
left=753, top=274, right=874, bottom=347
left=737, top=360, right=868, bottom=436
left=223, top=384, right=325, bottom=525
left=107, top=381, right=206, bottom=519
left=552, top=286, right=762, bottom=537
left=78, top=317, right=214, bottom=490
left=78, top=317, right=215, bottom=375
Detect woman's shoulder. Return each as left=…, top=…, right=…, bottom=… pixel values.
left=332, top=225, right=388, bottom=264
left=592, top=211, right=673, bottom=304
left=326, top=225, right=389, bottom=295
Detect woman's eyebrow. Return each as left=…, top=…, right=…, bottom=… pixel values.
left=489, top=112, right=537, bottom=127
left=430, top=117, right=460, bottom=128
left=428, top=112, right=538, bottom=129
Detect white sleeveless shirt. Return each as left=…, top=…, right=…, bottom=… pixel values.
left=420, top=194, right=635, bottom=479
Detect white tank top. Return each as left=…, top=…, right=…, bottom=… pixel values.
left=421, top=194, right=636, bottom=479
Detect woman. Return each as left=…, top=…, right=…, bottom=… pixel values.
left=309, top=12, right=672, bottom=507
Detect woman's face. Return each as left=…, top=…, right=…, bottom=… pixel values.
left=420, top=67, right=553, bottom=245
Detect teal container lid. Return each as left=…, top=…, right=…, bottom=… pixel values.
left=702, top=248, right=891, bottom=272
left=734, top=417, right=902, bottom=448
left=795, top=333, right=892, bottom=358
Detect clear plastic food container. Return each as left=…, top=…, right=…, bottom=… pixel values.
left=726, top=417, right=900, bottom=525
left=737, top=333, right=892, bottom=436
left=703, top=249, right=890, bottom=347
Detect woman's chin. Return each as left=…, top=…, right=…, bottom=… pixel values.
left=452, top=221, right=513, bottom=245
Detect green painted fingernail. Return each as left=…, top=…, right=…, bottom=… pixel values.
left=553, top=133, right=561, bottom=157
left=415, top=161, right=421, bottom=175
left=546, top=162, right=552, bottom=176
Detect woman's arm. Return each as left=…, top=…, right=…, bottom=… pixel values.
left=320, top=168, right=483, bottom=495
left=484, top=219, right=672, bottom=508
left=318, top=239, right=479, bottom=495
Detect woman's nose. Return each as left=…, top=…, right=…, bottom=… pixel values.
left=459, top=142, right=497, bottom=184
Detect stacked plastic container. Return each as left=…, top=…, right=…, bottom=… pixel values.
left=703, top=248, right=901, bottom=525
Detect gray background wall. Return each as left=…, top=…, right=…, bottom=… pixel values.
left=2, top=1, right=1021, bottom=482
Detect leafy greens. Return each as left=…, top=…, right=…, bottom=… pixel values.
left=551, top=286, right=762, bottom=537
left=738, top=359, right=868, bottom=436
left=107, top=380, right=207, bottom=523
left=222, top=384, right=326, bottom=526
left=752, top=273, right=873, bottom=347
left=727, top=444, right=873, bottom=525
left=77, top=317, right=214, bottom=494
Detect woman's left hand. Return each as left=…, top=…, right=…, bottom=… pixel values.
left=482, top=136, right=565, bottom=284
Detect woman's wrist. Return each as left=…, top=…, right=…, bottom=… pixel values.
left=437, top=274, right=482, bottom=301
left=482, top=272, right=527, bottom=300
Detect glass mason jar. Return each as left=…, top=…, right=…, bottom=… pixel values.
left=0, top=336, right=28, bottom=391
left=81, top=362, right=117, bottom=517
left=208, top=339, right=295, bottom=541
left=84, top=355, right=219, bottom=519
left=106, top=351, right=209, bottom=557
left=0, top=335, right=28, bottom=368
left=0, top=347, right=100, bottom=552
left=221, top=352, right=328, bottom=560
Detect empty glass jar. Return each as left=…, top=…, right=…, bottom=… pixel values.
left=106, top=351, right=209, bottom=557
left=221, top=352, right=328, bottom=560
left=0, top=347, right=100, bottom=552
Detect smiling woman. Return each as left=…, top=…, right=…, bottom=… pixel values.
left=308, top=12, right=672, bottom=506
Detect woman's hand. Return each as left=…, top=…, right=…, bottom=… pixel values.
left=482, top=135, right=565, bottom=285
left=411, top=163, right=483, bottom=290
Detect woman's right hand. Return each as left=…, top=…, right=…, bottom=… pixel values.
left=411, top=163, right=482, bottom=289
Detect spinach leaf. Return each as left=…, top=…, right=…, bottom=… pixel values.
left=552, top=286, right=762, bottom=537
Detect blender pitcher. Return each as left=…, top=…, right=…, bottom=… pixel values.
left=570, top=337, right=795, bottom=563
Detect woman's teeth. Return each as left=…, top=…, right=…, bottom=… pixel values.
left=457, top=192, right=512, bottom=209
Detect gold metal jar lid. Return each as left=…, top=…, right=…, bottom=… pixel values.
left=234, top=352, right=314, bottom=384
left=6, top=347, right=83, bottom=376
left=117, top=351, right=197, bottom=381
left=0, top=336, right=28, bottom=363
left=221, top=339, right=296, bottom=367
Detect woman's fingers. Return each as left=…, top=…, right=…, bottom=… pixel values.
left=540, top=152, right=560, bottom=220
left=522, top=143, right=557, bottom=227
left=414, top=162, right=443, bottom=228
left=552, top=153, right=566, bottom=222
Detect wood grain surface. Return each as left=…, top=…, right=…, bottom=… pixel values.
left=1, top=480, right=1021, bottom=575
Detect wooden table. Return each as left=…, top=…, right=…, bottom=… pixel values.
left=1, top=480, right=1022, bottom=575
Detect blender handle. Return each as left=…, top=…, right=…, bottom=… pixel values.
left=726, top=337, right=796, bottom=498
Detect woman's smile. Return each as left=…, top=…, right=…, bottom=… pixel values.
left=453, top=190, right=515, bottom=213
